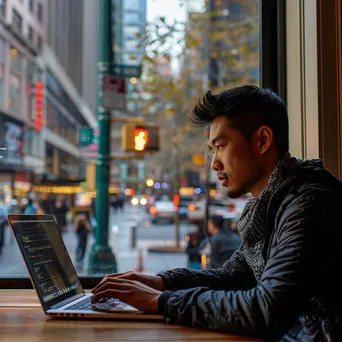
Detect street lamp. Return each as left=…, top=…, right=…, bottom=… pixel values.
left=146, top=178, right=154, bottom=187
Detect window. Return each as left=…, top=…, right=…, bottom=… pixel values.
left=12, top=9, right=22, bottom=34
left=27, top=26, right=34, bottom=43
left=124, top=12, right=140, bottom=23
left=37, top=35, right=43, bottom=52
left=29, top=0, right=34, bottom=12
left=124, top=0, right=139, bottom=10
left=0, top=0, right=285, bottom=288
left=9, top=73, right=20, bottom=114
left=9, top=47, right=21, bottom=114
left=10, top=47, right=21, bottom=74
left=37, top=3, right=43, bottom=22
left=0, top=0, right=5, bottom=17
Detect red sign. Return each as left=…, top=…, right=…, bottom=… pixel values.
left=35, top=82, right=44, bottom=131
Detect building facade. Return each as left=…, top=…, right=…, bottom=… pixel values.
left=0, top=0, right=45, bottom=203
left=44, top=0, right=97, bottom=186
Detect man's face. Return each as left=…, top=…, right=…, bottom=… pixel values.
left=209, top=116, right=261, bottom=198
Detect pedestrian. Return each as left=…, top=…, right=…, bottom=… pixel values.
left=73, top=211, right=92, bottom=267
left=54, top=195, right=68, bottom=233
left=91, top=85, right=342, bottom=341
left=205, top=215, right=241, bottom=269
left=185, top=222, right=206, bottom=269
left=24, top=198, right=37, bottom=214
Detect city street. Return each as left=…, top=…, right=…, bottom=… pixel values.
left=0, top=205, right=193, bottom=278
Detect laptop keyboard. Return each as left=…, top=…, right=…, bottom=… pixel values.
left=65, top=296, right=127, bottom=311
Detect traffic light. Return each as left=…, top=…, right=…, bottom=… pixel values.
left=134, top=127, right=148, bottom=151
left=122, top=123, right=160, bottom=152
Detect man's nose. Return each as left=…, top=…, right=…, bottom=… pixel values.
left=211, top=154, right=221, bottom=171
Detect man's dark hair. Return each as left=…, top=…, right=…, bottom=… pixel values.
left=209, top=215, right=225, bottom=230
left=189, top=85, right=289, bottom=154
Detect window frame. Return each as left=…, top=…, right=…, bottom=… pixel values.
left=0, top=0, right=286, bottom=290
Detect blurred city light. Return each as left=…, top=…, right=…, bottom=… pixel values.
left=131, top=198, right=139, bottom=206
left=194, top=187, right=201, bottom=194
left=140, top=198, right=147, bottom=205
left=154, top=182, right=161, bottom=189
left=146, top=178, right=154, bottom=187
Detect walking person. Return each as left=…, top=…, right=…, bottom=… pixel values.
left=73, top=212, right=92, bottom=268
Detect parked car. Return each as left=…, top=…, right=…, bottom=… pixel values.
left=149, top=200, right=176, bottom=224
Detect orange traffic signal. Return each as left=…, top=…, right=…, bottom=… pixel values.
left=134, top=127, right=149, bottom=152
left=122, top=123, right=160, bottom=153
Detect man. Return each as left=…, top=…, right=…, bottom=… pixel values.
left=91, top=86, right=342, bottom=341
left=204, top=214, right=241, bottom=268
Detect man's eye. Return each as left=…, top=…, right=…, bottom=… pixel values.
left=216, top=145, right=223, bottom=150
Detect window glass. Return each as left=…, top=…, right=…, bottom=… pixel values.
left=29, top=0, right=34, bottom=13
left=12, top=9, right=22, bottom=34
left=0, top=0, right=259, bottom=279
left=0, top=0, right=5, bottom=17
left=37, top=3, right=43, bottom=22
left=27, top=26, right=34, bottom=43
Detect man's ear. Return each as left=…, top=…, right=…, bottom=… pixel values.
left=255, top=126, right=273, bottom=154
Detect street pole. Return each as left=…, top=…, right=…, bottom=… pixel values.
left=88, top=0, right=117, bottom=274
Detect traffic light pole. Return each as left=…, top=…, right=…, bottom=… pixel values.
left=88, top=0, right=117, bottom=274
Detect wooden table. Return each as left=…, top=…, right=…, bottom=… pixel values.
left=0, top=290, right=263, bottom=342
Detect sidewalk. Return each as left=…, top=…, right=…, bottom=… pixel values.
left=0, top=207, right=187, bottom=277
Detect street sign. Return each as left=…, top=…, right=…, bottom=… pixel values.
left=113, top=64, right=141, bottom=78
left=102, top=75, right=126, bottom=110
left=79, top=127, right=94, bottom=147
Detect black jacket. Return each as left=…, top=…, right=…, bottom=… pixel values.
left=157, top=161, right=342, bottom=341
left=208, top=230, right=241, bottom=268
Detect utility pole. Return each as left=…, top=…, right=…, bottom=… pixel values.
left=88, top=0, right=117, bottom=274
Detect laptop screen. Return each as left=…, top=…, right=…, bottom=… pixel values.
left=8, top=214, right=84, bottom=310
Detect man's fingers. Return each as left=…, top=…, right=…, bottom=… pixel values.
left=92, top=278, right=134, bottom=298
left=91, top=272, right=130, bottom=293
left=91, top=289, right=126, bottom=304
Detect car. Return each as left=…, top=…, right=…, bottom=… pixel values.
left=130, top=195, right=148, bottom=207
left=149, top=200, right=176, bottom=224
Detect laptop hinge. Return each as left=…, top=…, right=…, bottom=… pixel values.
left=49, top=293, right=86, bottom=310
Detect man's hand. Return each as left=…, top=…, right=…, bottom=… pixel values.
left=91, top=271, right=166, bottom=293
left=90, top=277, right=162, bottom=313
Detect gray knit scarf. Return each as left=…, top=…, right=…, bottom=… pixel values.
left=237, top=153, right=302, bottom=281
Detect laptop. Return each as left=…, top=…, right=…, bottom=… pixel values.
left=7, top=214, right=164, bottom=320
